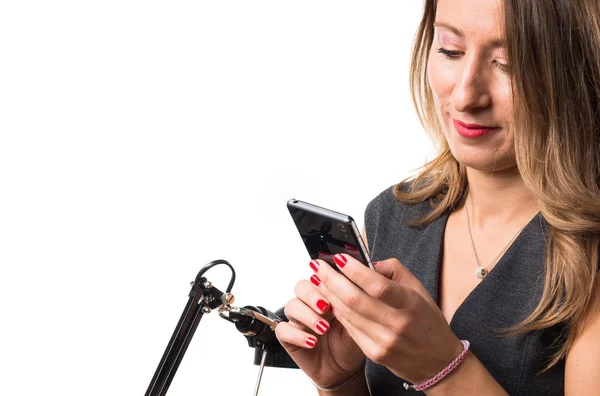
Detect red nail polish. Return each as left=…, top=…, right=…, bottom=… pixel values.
left=333, top=254, right=347, bottom=268
left=310, top=260, right=320, bottom=272
left=316, top=299, right=329, bottom=312
left=305, top=336, right=317, bottom=347
left=310, top=275, right=321, bottom=287
left=344, top=243, right=358, bottom=252
left=373, top=261, right=379, bottom=266
left=316, top=320, right=329, bottom=334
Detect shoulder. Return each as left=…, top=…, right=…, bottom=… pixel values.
left=362, top=181, right=448, bottom=266
left=363, top=182, right=436, bottom=254
left=364, top=184, right=397, bottom=221
left=364, top=182, right=434, bottom=226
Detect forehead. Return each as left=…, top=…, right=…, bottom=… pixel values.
left=435, top=0, right=505, bottom=43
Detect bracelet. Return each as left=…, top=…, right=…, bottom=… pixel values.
left=403, top=340, right=470, bottom=392
left=310, top=360, right=366, bottom=392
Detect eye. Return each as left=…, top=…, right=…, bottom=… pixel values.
left=437, top=47, right=462, bottom=59
left=438, top=47, right=510, bottom=73
left=494, top=60, right=510, bottom=73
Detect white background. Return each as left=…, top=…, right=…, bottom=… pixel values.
left=0, top=2, right=434, bottom=395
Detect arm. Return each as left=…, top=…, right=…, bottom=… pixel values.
left=424, top=352, right=508, bottom=395
left=362, top=226, right=507, bottom=396
left=316, top=370, right=371, bottom=396
left=565, top=274, right=600, bottom=394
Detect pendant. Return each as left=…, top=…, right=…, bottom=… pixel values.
left=476, top=266, right=488, bottom=279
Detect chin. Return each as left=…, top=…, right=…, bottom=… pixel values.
left=443, top=126, right=517, bottom=173
left=448, top=145, right=517, bottom=173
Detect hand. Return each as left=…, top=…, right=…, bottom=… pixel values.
left=313, top=254, right=464, bottom=385
left=275, top=269, right=366, bottom=388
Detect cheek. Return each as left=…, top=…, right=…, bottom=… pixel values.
left=427, top=56, right=455, bottom=108
left=427, top=57, right=453, bottom=132
left=497, top=85, right=514, bottom=123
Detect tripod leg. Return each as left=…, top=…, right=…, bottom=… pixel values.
left=145, top=293, right=205, bottom=396
left=253, top=347, right=268, bottom=396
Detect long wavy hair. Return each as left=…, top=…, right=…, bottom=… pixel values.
left=397, top=0, right=600, bottom=372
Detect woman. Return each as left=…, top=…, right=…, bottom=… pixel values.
left=275, top=0, right=600, bottom=394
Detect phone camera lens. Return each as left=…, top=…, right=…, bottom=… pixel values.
left=337, top=223, right=347, bottom=232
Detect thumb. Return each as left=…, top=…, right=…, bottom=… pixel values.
left=374, top=258, right=435, bottom=304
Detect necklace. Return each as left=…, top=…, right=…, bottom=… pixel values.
left=465, top=196, right=527, bottom=279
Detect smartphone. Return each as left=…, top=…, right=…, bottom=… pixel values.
left=287, top=198, right=374, bottom=271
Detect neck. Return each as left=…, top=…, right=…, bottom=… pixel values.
left=465, top=166, right=539, bottom=230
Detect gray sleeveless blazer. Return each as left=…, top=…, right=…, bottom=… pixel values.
left=363, top=186, right=565, bottom=395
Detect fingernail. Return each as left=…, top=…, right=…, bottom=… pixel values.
left=344, top=243, right=358, bottom=252
left=310, top=275, right=321, bottom=287
left=310, top=260, right=320, bottom=272
left=333, top=254, right=347, bottom=268
left=305, top=336, right=317, bottom=347
left=316, top=299, right=329, bottom=312
left=316, top=320, right=330, bottom=334
left=373, top=261, right=379, bottom=266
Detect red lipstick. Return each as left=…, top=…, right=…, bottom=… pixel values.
left=452, top=119, right=499, bottom=138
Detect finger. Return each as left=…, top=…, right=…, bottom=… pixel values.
left=285, top=296, right=332, bottom=335
left=275, top=321, right=319, bottom=349
left=330, top=309, right=399, bottom=367
left=310, top=257, right=375, bottom=315
left=319, top=275, right=392, bottom=353
left=325, top=254, right=411, bottom=309
left=295, top=278, right=332, bottom=315
left=312, top=257, right=402, bottom=337
left=373, top=258, right=435, bottom=304
left=372, top=258, right=414, bottom=284
left=283, top=300, right=309, bottom=331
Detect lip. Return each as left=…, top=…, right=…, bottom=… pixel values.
left=452, top=119, right=499, bottom=139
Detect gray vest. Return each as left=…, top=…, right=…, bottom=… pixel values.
left=364, top=186, right=565, bottom=395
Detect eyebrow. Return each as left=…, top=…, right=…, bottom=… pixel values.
left=433, top=21, right=506, bottom=48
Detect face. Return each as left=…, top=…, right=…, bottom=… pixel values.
left=427, top=0, right=515, bottom=172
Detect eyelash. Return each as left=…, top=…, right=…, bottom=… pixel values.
left=437, top=47, right=509, bottom=73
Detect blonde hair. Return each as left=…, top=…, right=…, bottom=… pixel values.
left=397, top=0, right=600, bottom=372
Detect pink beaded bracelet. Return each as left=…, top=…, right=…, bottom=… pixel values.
left=403, top=340, right=471, bottom=392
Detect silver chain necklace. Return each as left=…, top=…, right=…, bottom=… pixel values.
left=465, top=196, right=527, bottom=279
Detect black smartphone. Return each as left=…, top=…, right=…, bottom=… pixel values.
left=287, top=198, right=374, bottom=271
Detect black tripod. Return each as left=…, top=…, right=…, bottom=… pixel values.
left=144, top=259, right=297, bottom=396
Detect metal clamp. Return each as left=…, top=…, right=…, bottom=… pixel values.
left=219, top=305, right=280, bottom=330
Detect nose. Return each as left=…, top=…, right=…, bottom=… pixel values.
left=451, top=54, right=492, bottom=112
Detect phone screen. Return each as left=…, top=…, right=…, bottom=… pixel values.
left=288, top=199, right=373, bottom=270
